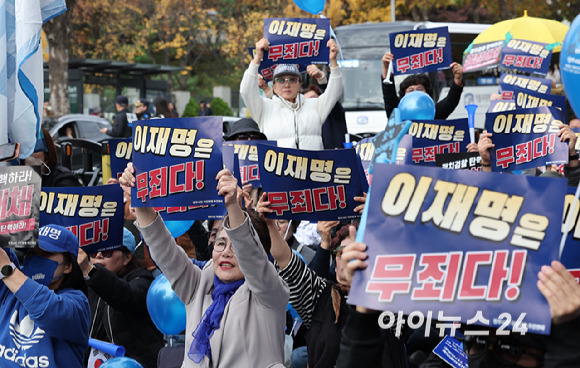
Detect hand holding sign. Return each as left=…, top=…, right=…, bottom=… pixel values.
left=450, top=62, right=463, bottom=87
left=558, top=124, right=578, bottom=157
left=537, top=261, right=580, bottom=325
left=317, top=221, right=339, bottom=250
left=338, top=225, right=365, bottom=286
left=328, top=39, right=339, bottom=67
left=477, top=130, right=494, bottom=171
left=253, top=38, right=270, bottom=65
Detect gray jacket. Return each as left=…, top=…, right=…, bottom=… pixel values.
left=138, top=214, right=289, bottom=368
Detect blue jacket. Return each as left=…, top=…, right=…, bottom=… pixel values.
left=0, top=250, right=90, bottom=367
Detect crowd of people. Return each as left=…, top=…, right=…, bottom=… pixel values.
left=3, top=32, right=580, bottom=368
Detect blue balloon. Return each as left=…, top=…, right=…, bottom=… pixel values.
left=293, top=0, right=325, bottom=14
left=561, top=14, right=580, bottom=119
left=147, top=274, right=186, bottom=335
left=398, top=91, right=435, bottom=121
left=165, top=220, right=194, bottom=238
left=100, top=357, right=143, bottom=368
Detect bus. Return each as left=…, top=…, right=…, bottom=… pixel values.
left=333, top=21, right=493, bottom=136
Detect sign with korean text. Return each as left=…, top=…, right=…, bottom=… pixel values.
left=408, top=119, right=469, bottom=166
left=487, top=99, right=516, bottom=114
left=561, top=186, right=580, bottom=282
left=500, top=40, right=553, bottom=75
left=389, top=27, right=453, bottom=75
left=109, top=138, right=132, bottom=180
left=349, top=164, right=565, bottom=335
left=463, top=41, right=503, bottom=72
left=486, top=106, right=568, bottom=172
left=499, top=73, right=552, bottom=95
left=248, top=47, right=308, bottom=80
left=223, top=140, right=277, bottom=188
left=40, top=185, right=124, bottom=255
left=355, top=137, right=374, bottom=180
left=131, top=117, right=224, bottom=216
left=0, top=166, right=40, bottom=248
left=502, top=86, right=567, bottom=113
left=258, top=145, right=368, bottom=221
left=436, top=152, right=482, bottom=171
left=263, top=18, right=330, bottom=71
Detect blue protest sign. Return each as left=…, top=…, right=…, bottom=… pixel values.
left=463, top=41, right=503, bottom=73
left=561, top=186, right=580, bottom=280
left=257, top=144, right=367, bottom=221
left=0, top=166, right=40, bottom=248
left=355, top=137, right=374, bottom=180
left=389, top=27, right=453, bottom=76
left=349, top=164, right=565, bottom=335
left=109, top=138, right=132, bottom=180
left=485, top=106, right=569, bottom=172
left=487, top=99, right=516, bottom=113
left=507, top=86, right=567, bottom=113
left=500, top=39, right=553, bottom=76
left=223, top=140, right=277, bottom=188
left=263, top=18, right=330, bottom=69
left=408, top=119, right=469, bottom=166
left=248, top=47, right=308, bottom=80
left=131, top=117, right=224, bottom=216
left=40, top=185, right=124, bottom=255
left=433, top=336, right=468, bottom=368
left=499, top=73, right=552, bottom=95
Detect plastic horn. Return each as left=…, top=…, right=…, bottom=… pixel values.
left=465, top=104, right=478, bottom=144
left=89, top=338, right=125, bottom=357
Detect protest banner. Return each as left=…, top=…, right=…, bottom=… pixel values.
left=258, top=144, right=368, bottom=221
left=561, top=186, right=580, bottom=283
left=462, top=40, right=503, bottom=73
left=486, top=106, right=568, bottom=172
left=500, top=39, right=553, bottom=76
left=487, top=99, right=516, bottom=113
left=223, top=140, right=277, bottom=188
left=349, top=164, right=566, bottom=335
left=503, top=85, right=567, bottom=113
left=248, top=47, right=309, bottom=80
left=389, top=27, right=453, bottom=76
left=40, top=185, right=124, bottom=255
left=262, top=18, right=330, bottom=78
left=408, top=119, right=469, bottom=166
left=499, top=73, right=552, bottom=95
left=436, top=152, right=482, bottom=171
left=109, top=138, right=132, bottom=180
left=0, top=166, right=40, bottom=248
left=355, top=137, right=374, bottom=179
left=131, top=117, right=225, bottom=220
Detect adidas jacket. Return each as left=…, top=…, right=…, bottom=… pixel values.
left=0, top=249, right=90, bottom=368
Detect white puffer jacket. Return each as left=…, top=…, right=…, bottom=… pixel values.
left=240, top=62, right=343, bottom=150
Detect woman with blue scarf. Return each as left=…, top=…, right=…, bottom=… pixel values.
left=120, top=164, right=289, bottom=367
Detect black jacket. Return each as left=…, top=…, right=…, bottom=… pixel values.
left=381, top=76, right=463, bottom=121
left=108, top=108, right=132, bottom=138
left=318, top=81, right=348, bottom=149
left=87, top=265, right=164, bottom=368
left=42, top=166, right=82, bottom=187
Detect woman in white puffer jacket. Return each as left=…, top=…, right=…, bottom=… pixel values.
left=240, top=38, right=342, bottom=150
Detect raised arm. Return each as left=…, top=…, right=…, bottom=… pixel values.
left=381, top=52, right=399, bottom=119
left=120, top=163, right=203, bottom=304
left=314, top=39, right=343, bottom=122
left=240, top=38, right=270, bottom=128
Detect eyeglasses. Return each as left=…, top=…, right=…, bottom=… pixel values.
left=89, top=250, right=115, bottom=258
left=213, top=239, right=235, bottom=254
left=463, top=336, right=544, bottom=366
left=274, top=77, right=300, bottom=85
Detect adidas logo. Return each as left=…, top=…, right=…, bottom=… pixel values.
left=9, top=311, right=45, bottom=351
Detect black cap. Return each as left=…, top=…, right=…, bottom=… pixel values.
left=116, top=95, right=129, bottom=106
left=225, top=118, right=267, bottom=141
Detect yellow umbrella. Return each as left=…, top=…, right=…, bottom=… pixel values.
left=471, top=11, right=569, bottom=52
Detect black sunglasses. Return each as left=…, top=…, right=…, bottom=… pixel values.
left=89, top=250, right=115, bottom=258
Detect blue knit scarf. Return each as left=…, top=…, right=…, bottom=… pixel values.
left=188, top=275, right=245, bottom=363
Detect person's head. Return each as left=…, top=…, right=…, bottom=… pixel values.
left=331, top=224, right=357, bottom=286
left=200, top=100, right=207, bottom=110
left=134, top=98, right=150, bottom=115
left=89, top=228, right=136, bottom=276
left=25, top=224, right=87, bottom=295
left=153, top=96, right=173, bottom=118
left=25, top=128, right=58, bottom=175
left=225, top=118, right=267, bottom=141
left=464, top=333, right=545, bottom=368
left=116, top=95, right=129, bottom=111
left=212, top=209, right=270, bottom=283
left=398, top=74, right=433, bottom=99
left=274, top=219, right=300, bottom=241
left=207, top=219, right=222, bottom=249
left=302, top=84, right=321, bottom=99
left=272, top=64, right=302, bottom=103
